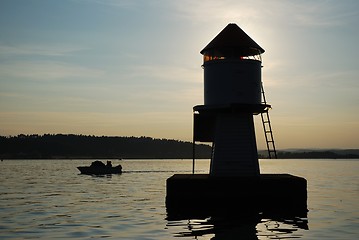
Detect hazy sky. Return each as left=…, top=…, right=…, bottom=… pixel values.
left=1, top=0, right=358, bottom=149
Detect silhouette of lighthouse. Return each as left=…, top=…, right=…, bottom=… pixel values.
left=166, top=23, right=307, bottom=220
left=194, top=23, right=271, bottom=176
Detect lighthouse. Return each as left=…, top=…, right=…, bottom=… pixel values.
left=166, top=23, right=307, bottom=220
left=194, top=23, right=270, bottom=176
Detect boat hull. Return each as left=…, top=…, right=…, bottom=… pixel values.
left=77, top=165, right=122, bottom=175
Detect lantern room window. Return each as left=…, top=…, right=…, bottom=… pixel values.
left=203, top=55, right=225, bottom=62
left=203, top=54, right=262, bottom=63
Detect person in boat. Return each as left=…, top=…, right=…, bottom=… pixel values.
left=90, top=160, right=105, bottom=167
left=106, top=160, right=112, bottom=167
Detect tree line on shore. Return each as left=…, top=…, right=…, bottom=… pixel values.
left=1, top=134, right=358, bottom=159
left=0, top=134, right=211, bottom=159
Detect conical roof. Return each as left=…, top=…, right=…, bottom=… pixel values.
left=200, top=23, right=264, bottom=57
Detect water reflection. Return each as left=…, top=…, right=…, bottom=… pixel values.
left=166, top=207, right=308, bottom=239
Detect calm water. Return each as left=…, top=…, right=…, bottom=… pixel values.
left=0, top=159, right=358, bottom=239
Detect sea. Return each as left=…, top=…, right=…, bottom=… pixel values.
left=0, top=159, right=358, bottom=239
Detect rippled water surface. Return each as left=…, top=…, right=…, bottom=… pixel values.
left=0, top=159, right=358, bottom=239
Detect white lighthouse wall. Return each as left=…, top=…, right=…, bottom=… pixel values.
left=210, top=113, right=260, bottom=176
left=204, top=59, right=261, bottom=105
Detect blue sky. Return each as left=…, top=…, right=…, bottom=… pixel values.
left=1, top=0, right=358, bottom=149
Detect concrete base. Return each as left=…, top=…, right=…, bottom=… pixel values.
left=166, top=174, right=307, bottom=220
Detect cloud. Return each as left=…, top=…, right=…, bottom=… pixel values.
left=79, top=0, right=139, bottom=8
left=0, top=42, right=98, bottom=81
left=0, top=61, right=104, bottom=81
left=289, top=1, right=359, bottom=27
left=120, top=64, right=201, bottom=83
left=170, top=0, right=263, bottom=24
left=0, top=43, right=85, bottom=57
left=170, top=0, right=358, bottom=29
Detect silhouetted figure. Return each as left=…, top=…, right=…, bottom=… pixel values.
left=90, top=160, right=105, bottom=167
left=106, top=160, right=112, bottom=167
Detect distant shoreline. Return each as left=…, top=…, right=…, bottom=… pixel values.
left=1, top=134, right=358, bottom=159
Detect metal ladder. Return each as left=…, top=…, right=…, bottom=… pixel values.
left=260, top=83, right=277, bottom=159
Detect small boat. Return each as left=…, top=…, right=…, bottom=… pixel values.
left=77, top=160, right=122, bottom=175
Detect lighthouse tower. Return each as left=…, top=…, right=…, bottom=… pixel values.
left=166, top=24, right=307, bottom=220
left=194, top=23, right=269, bottom=176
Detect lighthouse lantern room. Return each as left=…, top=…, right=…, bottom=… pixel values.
left=201, top=23, right=264, bottom=106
